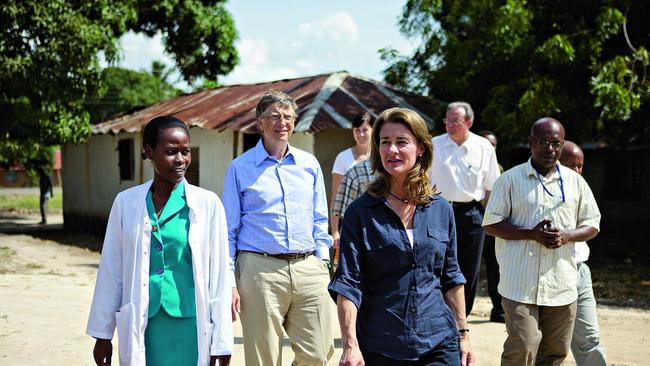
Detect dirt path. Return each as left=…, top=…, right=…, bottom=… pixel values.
left=1, top=228, right=649, bottom=365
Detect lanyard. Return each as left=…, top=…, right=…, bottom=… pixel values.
left=536, top=164, right=565, bottom=203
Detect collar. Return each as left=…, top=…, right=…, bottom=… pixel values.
left=253, top=138, right=297, bottom=166
left=443, top=132, right=473, bottom=149
left=526, top=158, right=560, bottom=180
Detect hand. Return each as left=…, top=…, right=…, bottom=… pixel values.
left=459, top=335, right=474, bottom=366
left=530, top=220, right=561, bottom=249
left=332, top=232, right=340, bottom=250
left=231, top=288, right=240, bottom=322
left=93, top=338, right=112, bottom=366
left=210, top=355, right=231, bottom=366
left=339, top=344, right=364, bottom=366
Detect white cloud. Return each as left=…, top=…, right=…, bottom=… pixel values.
left=298, top=12, right=358, bottom=45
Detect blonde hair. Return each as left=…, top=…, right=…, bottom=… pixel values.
left=367, top=107, right=436, bottom=204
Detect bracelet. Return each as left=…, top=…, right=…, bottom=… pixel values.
left=458, top=328, right=470, bottom=333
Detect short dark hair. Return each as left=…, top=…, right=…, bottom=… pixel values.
left=141, top=116, right=189, bottom=160
left=351, top=112, right=372, bottom=128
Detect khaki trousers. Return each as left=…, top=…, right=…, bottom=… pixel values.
left=235, top=252, right=335, bottom=366
left=501, top=297, right=577, bottom=366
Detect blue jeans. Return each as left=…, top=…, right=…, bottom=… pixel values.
left=361, top=335, right=460, bottom=365
left=571, top=262, right=607, bottom=366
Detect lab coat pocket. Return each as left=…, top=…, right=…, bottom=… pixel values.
left=115, top=302, right=136, bottom=360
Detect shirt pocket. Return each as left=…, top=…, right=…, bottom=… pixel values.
left=361, top=227, right=408, bottom=270
left=427, top=226, right=450, bottom=275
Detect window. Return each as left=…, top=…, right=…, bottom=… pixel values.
left=118, top=139, right=134, bottom=181
left=185, top=147, right=200, bottom=186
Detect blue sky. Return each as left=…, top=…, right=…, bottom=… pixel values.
left=112, top=1, right=417, bottom=90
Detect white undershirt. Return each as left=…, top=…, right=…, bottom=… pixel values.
left=405, top=229, right=414, bottom=248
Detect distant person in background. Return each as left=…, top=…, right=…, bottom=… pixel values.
left=560, top=141, right=608, bottom=366
left=330, top=112, right=373, bottom=251
left=478, top=130, right=505, bottom=323
left=37, top=166, right=53, bottom=225
left=430, top=102, right=500, bottom=316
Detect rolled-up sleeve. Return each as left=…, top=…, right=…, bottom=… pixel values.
left=576, top=176, right=601, bottom=231
left=483, top=174, right=511, bottom=227
left=441, top=205, right=466, bottom=292
left=328, top=204, right=363, bottom=308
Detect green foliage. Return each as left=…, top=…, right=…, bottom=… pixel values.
left=384, top=0, right=649, bottom=148
left=85, top=65, right=181, bottom=123
left=0, top=0, right=238, bottom=163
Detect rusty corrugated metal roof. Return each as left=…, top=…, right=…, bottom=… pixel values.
left=92, top=71, right=444, bottom=135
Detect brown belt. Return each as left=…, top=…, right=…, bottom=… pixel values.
left=239, top=250, right=315, bottom=261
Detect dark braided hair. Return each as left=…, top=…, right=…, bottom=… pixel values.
left=141, top=116, right=189, bottom=160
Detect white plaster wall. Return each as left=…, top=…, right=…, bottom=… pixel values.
left=189, top=128, right=235, bottom=194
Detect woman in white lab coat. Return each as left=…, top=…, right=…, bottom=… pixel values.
left=86, top=116, right=232, bottom=366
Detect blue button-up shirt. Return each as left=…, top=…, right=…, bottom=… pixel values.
left=222, top=140, right=332, bottom=272
left=329, top=192, right=466, bottom=360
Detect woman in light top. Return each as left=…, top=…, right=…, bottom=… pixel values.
left=87, top=116, right=232, bottom=366
left=330, top=112, right=372, bottom=249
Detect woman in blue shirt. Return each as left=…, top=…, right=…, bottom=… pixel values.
left=329, top=108, right=475, bottom=366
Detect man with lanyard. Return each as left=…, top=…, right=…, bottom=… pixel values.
left=483, top=118, right=601, bottom=366
left=222, top=91, right=334, bottom=366
left=429, top=101, right=500, bottom=315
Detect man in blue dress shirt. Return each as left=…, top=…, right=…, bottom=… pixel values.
left=222, top=91, right=334, bottom=366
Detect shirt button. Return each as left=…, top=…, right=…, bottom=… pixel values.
left=152, top=225, right=158, bottom=232
left=157, top=244, right=163, bottom=251
left=157, top=268, right=164, bottom=275
left=411, top=263, right=416, bottom=268
left=411, top=286, right=416, bottom=290
left=411, top=308, right=416, bottom=313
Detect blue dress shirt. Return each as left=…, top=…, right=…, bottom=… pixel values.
left=222, top=139, right=332, bottom=269
left=329, top=192, right=466, bottom=361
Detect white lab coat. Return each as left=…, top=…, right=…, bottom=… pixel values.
left=86, top=180, right=233, bottom=366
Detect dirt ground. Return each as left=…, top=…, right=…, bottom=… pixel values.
left=0, top=214, right=649, bottom=365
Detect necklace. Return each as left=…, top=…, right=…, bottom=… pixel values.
left=389, top=191, right=409, bottom=203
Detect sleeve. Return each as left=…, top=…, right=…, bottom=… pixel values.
left=482, top=173, right=512, bottom=226
left=328, top=204, right=364, bottom=308
left=221, top=163, right=241, bottom=287
left=313, top=163, right=333, bottom=259
left=576, top=176, right=601, bottom=231
left=208, top=197, right=234, bottom=355
left=483, top=144, right=501, bottom=191
left=331, top=149, right=350, bottom=175
left=441, top=204, right=466, bottom=292
left=86, top=195, right=124, bottom=340
left=332, top=169, right=353, bottom=217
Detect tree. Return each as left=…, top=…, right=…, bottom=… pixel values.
left=0, top=0, right=238, bottom=166
left=85, top=64, right=181, bottom=124
left=381, top=0, right=649, bottom=148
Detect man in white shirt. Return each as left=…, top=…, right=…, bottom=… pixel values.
left=560, top=141, right=608, bottom=366
left=429, top=101, right=500, bottom=315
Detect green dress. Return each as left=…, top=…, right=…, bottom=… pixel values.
left=144, top=182, right=198, bottom=366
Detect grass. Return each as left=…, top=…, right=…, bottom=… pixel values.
left=0, top=188, right=62, bottom=212
left=0, top=246, right=16, bottom=260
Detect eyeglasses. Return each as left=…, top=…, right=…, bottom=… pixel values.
left=533, top=138, right=563, bottom=150
left=443, top=117, right=467, bottom=125
left=259, top=113, right=297, bottom=124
